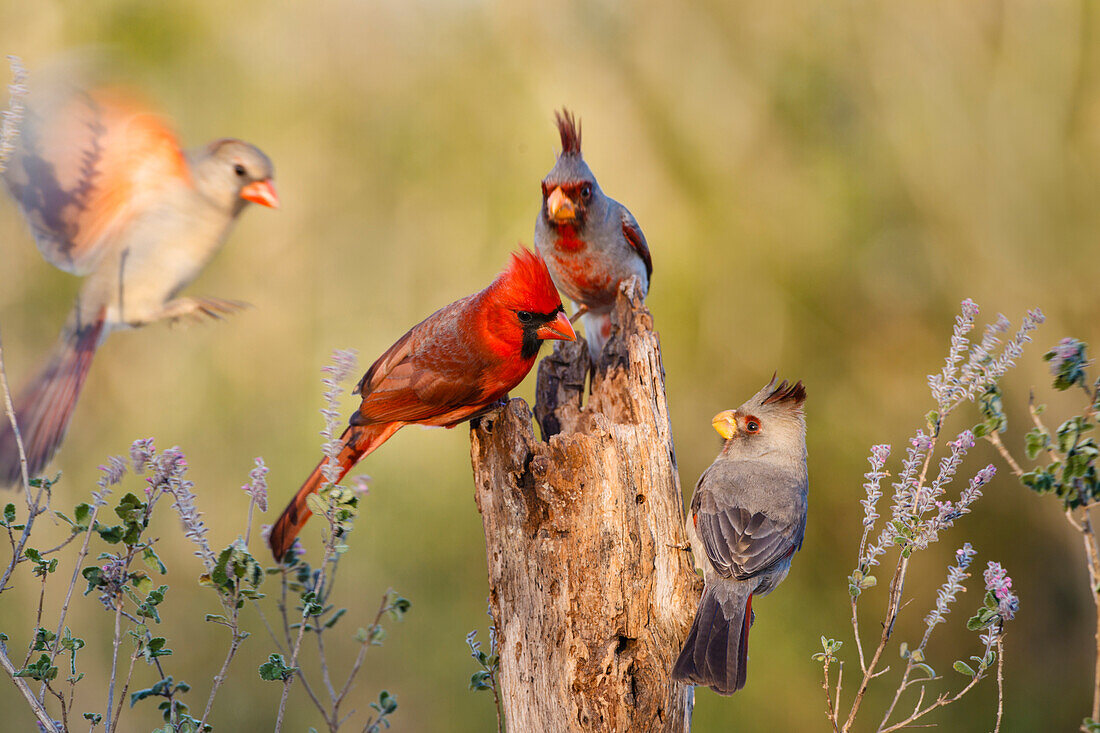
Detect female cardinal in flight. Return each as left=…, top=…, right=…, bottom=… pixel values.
left=533, top=109, right=651, bottom=358
left=268, top=248, right=575, bottom=561
left=673, top=378, right=808, bottom=695
left=0, top=82, right=278, bottom=486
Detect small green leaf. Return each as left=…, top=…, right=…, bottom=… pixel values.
left=324, top=608, right=347, bottom=629
left=954, top=660, right=976, bottom=677
left=913, top=662, right=936, bottom=679
left=74, top=503, right=92, bottom=528
left=259, top=653, right=296, bottom=681
left=14, top=654, right=58, bottom=681
left=142, top=547, right=167, bottom=575
left=925, top=410, right=940, bottom=433
left=1025, top=428, right=1050, bottom=461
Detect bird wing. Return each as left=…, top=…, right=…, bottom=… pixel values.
left=5, top=86, right=190, bottom=275
left=351, top=296, right=487, bottom=425
left=691, top=463, right=806, bottom=581
left=620, top=208, right=652, bottom=280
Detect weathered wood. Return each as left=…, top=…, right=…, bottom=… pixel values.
left=470, top=280, right=701, bottom=732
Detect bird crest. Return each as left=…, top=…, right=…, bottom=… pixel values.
left=555, top=109, right=582, bottom=156
left=493, top=247, right=563, bottom=314
left=761, top=378, right=807, bottom=407
left=739, top=375, right=807, bottom=417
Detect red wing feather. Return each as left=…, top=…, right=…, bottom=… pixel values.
left=621, top=212, right=653, bottom=280
left=6, top=87, right=189, bottom=275
left=350, top=298, right=488, bottom=426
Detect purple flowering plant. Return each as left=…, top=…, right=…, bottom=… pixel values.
left=821, top=300, right=1035, bottom=733
left=0, top=341, right=407, bottom=732
left=981, top=334, right=1100, bottom=731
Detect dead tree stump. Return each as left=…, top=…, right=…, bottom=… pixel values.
left=470, top=280, right=701, bottom=732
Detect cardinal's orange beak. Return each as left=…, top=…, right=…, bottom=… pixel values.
left=546, top=186, right=575, bottom=223
left=240, top=179, right=279, bottom=208
left=712, top=410, right=738, bottom=440
left=536, top=310, right=577, bottom=341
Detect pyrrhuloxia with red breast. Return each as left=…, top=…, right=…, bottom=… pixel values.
left=534, top=109, right=651, bottom=358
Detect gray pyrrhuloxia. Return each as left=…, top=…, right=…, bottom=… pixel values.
left=673, top=378, right=808, bottom=694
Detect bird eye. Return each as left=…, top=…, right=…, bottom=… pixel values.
left=746, top=419, right=761, bottom=433
left=233, top=163, right=247, bottom=177
left=580, top=184, right=592, bottom=200
left=517, top=311, right=534, bottom=324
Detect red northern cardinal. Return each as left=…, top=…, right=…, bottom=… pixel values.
left=534, top=109, right=651, bottom=357
left=268, top=248, right=575, bottom=561
left=673, top=378, right=808, bottom=694
left=0, top=83, right=278, bottom=486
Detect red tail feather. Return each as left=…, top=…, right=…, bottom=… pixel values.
left=269, top=422, right=401, bottom=560
left=0, top=318, right=104, bottom=486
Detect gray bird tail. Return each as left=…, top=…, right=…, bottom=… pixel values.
left=0, top=315, right=105, bottom=487
left=672, top=582, right=753, bottom=695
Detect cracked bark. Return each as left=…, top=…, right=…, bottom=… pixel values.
left=470, top=280, right=701, bottom=732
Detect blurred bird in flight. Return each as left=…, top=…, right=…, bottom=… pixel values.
left=534, top=109, right=651, bottom=358
left=269, top=248, right=575, bottom=561
left=0, top=77, right=278, bottom=486
left=673, top=378, right=808, bottom=695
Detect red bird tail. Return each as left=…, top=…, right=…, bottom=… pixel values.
left=269, top=422, right=401, bottom=561
left=0, top=317, right=105, bottom=487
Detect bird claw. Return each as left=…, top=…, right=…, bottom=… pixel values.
left=569, top=305, right=589, bottom=324
left=162, top=297, right=251, bottom=325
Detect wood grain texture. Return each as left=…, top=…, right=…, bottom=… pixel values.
left=470, top=279, right=701, bottom=732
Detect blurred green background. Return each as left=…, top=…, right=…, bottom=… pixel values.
left=1, top=0, right=1099, bottom=730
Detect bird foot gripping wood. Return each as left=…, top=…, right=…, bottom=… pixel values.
left=471, top=278, right=699, bottom=733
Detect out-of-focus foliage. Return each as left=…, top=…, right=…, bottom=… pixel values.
left=1, top=1, right=1099, bottom=730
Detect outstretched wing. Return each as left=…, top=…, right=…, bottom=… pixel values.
left=691, top=463, right=806, bottom=581
left=5, top=86, right=190, bottom=275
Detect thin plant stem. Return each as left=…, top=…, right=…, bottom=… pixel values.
left=994, top=637, right=1004, bottom=733
left=41, top=502, right=105, bottom=696
left=0, top=328, right=30, bottom=493
left=985, top=432, right=1024, bottom=478
left=850, top=597, right=868, bottom=674
left=244, top=496, right=256, bottom=547
left=1077, top=507, right=1100, bottom=723
left=109, top=650, right=139, bottom=733
left=275, top=544, right=336, bottom=732
left=23, top=571, right=48, bottom=666
left=333, top=592, right=392, bottom=710
left=843, top=437, right=939, bottom=732
left=0, top=642, right=57, bottom=730
left=199, top=622, right=246, bottom=729
left=105, top=601, right=123, bottom=733
left=877, top=670, right=984, bottom=733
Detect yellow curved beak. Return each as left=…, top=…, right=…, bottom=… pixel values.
left=711, top=410, right=737, bottom=440
left=547, top=186, right=576, bottom=223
